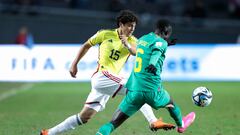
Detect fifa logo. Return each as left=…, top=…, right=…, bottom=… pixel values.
left=11, top=58, right=55, bottom=70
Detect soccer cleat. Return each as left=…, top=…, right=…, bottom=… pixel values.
left=40, top=129, right=48, bottom=135
left=150, top=118, right=176, bottom=131
left=177, top=112, right=196, bottom=133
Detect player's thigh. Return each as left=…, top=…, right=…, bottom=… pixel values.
left=91, top=71, right=127, bottom=96
left=85, top=89, right=110, bottom=112
left=148, top=89, right=171, bottom=109
left=119, top=91, right=145, bottom=116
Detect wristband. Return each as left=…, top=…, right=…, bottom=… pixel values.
left=126, top=43, right=131, bottom=49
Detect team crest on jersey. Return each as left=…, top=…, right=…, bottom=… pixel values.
left=156, top=42, right=162, bottom=47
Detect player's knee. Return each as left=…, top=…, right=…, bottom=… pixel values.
left=165, top=99, right=175, bottom=108
left=166, top=104, right=174, bottom=108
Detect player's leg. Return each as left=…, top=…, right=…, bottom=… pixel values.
left=161, top=89, right=195, bottom=133
left=166, top=100, right=183, bottom=127
left=95, top=71, right=174, bottom=131
left=41, top=90, right=110, bottom=135
left=41, top=73, right=111, bottom=135
left=96, top=109, right=129, bottom=135
left=150, top=89, right=182, bottom=127
left=166, top=100, right=196, bottom=133
left=96, top=122, right=115, bottom=135
left=150, top=89, right=195, bottom=133
left=43, top=107, right=95, bottom=135
left=101, top=71, right=166, bottom=128
left=113, top=84, right=164, bottom=128
left=96, top=91, right=142, bottom=135
left=139, top=104, right=157, bottom=124
left=143, top=90, right=175, bottom=131
left=139, top=103, right=175, bottom=131
left=44, top=71, right=118, bottom=135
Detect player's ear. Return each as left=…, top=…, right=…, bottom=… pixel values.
left=119, top=28, right=123, bottom=35
left=119, top=22, right=124, bottom=28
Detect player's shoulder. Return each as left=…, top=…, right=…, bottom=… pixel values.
left=97, top=29, right=115, bottom=34
left=157, top=38, right=167, bottom=44
left=141, top=32, right=155, bottom=41
left=92, top=29, right=116, bottom=40
left=155, top=38, right=168, bottom=48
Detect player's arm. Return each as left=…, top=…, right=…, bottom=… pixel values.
left=70, top=30, right=103, bottom=78
left=167, top=38, right=177, bottom=46
left=119, top=34, right=136, bottom=56
left=125, top=42, right=136, bottom=56
left=69, top=42, right=92, bottom=78
left=145, top=49, right=161, bottom=75
left=145, top=42, right=167, bottom=75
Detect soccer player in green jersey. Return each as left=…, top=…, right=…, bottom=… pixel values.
left=40, top=10, right=175, bottom=135
left=96, top=19, right=196, bottom=135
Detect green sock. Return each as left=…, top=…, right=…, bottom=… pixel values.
left=167, top=103, right=183, bottom=127
left=96, top=122, right=115, bottom=135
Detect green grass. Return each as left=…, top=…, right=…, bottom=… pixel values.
left=0, top=82, right=239, bottom=135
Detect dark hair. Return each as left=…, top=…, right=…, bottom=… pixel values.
left=155, top=19, right=172, bottom=36
left=116, top=10, right=138, bottom=27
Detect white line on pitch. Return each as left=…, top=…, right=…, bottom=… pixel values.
left=0, top=83, right=34, bottom=102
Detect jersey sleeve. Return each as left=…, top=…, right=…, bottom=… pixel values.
left=149, top=41, right=168, bottom=66
left=87, top=30, right=105, bottom=46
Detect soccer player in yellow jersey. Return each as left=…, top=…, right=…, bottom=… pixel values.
left=40, top=10, right=174, bottom=135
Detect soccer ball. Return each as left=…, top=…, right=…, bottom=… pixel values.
left=192, top=86, right=212, bottom=107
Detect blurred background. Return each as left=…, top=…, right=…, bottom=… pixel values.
left=0, top=0, right=240, bottom=44
left=0, top=1, right=240, bottom=135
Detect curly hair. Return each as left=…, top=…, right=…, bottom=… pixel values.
left=155, top=19, right=172, bottom=36
left=116, top=10, right=138, bottom=27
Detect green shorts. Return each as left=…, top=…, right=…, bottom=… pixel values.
left=119, top=89, right=171, bottom=116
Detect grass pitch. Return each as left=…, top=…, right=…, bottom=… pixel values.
left=0, top=82, right=239, bottom=135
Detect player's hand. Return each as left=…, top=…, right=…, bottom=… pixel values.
left=167, top=38, right=177, bottom=46
left=69, top=65, right=78, bottom=78
left=145, top=64, right=157, bottom=75
left=119, top=34, right=129, bottom=48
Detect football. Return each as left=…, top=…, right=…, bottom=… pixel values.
left=192, top=86, right=213, bottom=107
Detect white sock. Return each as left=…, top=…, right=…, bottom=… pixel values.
left=180, top=120, right=184, bottom=128
left=140, top=104, right=158, bottom=124
left=48, top=114, right=83, bottom=135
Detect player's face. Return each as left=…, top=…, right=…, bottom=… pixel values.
left=120, top=22, right=136, bottom=37
left=165, top=26, right=172, bottom=40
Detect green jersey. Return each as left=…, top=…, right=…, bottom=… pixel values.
left=126, top=32, right=168, bottom=92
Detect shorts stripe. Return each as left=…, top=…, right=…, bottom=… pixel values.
left=112, top=84, right=123, bottom=98
left=102, top=71, right=122, bottom=83
left=85, top=101, right=100, bottom=104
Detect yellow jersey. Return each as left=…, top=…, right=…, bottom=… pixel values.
left=88, top=29, right=137, bottom=75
